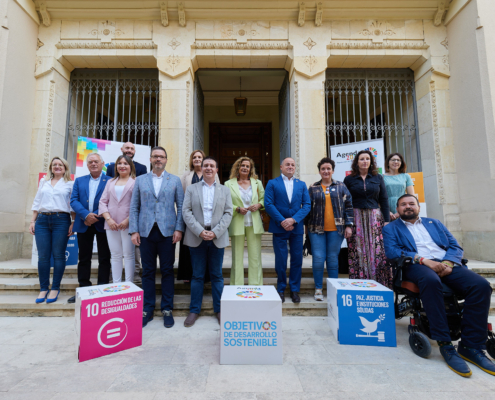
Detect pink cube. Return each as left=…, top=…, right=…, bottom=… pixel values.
left=75, top=283, right=143, bottom=362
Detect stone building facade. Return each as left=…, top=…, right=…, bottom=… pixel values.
left=0, top=0, right=494, bottom=262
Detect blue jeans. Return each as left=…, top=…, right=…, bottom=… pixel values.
left=273, top=231, right=304, bottom=293
left=189, top=241, right=224, bottom=314
left=309, top=231, right=344, bottom=288
left=140, top=226, right=176, bottom=313
left=34, top=213, right=71, bottom=291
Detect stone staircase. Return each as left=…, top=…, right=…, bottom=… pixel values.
left=1, top=233, right=495, bottom=317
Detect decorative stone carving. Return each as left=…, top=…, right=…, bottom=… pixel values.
left=185, top=80, right=190, bottom=172
left=430, top=81, right=445, bottom=204
left=38, top=2, right=51, bottom=27
left=359, top=21, right=395, bottom=41
left=55, top=42, right=157, bottom=49
left=442, top=55, right=449, bottom=67
left=303, top=37, right=316, bottom=50
left=304, top=55, right=317, bottom=72
left=178, top=2, right=186, bottom=27
left=161, top=2, right=169, bottom=27
left=168, top=37, right=181, bottom=50
left=298, top=2, right=305, bottom=27
left=327, top=42, right=429, bottom=50
left=441, top=38, right=448, bottom=49
left=315, top=2, right=323, bottom=27
left=192, top=41, right=291, bottom=50
left=294, top=81, right=300, bottom=180
left=35, top=57, right=43, bottom=73
left=43, top=80, right=55, bottom=172
left=434, top=2, right=446, bottom=27
left=37, top=39, right=44, bottom=51
left=167, top=55, right=180, bottom=72
left=220, top=26, right=233, bottom=39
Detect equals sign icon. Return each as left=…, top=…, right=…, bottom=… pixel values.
left=106, top=327, right=121, bottom=339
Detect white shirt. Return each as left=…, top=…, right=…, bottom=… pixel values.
left=32, top=179, right=74, bottom=213
left=152, top=171, right=164, bottom=197
left=114, top=185, right=125, bottom=201
left=282, top=174, right=294, bottom=202
left=202, top=180, right=216, bottom=227
left=88, top=173, right=102, bottom=212
left=401, top=218, right=447, bottom=260
left=238, top=184, right=253, bottom=227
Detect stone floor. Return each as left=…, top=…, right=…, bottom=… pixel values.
left=1, top=316, right=495, bottom=399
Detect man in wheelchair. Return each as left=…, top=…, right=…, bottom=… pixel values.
left=383, top=194, right=494, bottom=378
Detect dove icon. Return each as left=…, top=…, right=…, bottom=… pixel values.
left=356, top=314, right=386, bottom=342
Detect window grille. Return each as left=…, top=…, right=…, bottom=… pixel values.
left=64, top=69, right=160, bottom=171
left=325, top=69, right=421, bottom=171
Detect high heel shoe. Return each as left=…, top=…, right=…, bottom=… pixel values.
left=35, top=291, right=49, bottom=304
left=46, top=289, right=60, bottom=304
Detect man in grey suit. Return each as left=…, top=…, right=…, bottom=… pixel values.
left=182, top=156, right=233, bottom=327
left=129, top=146, right=184, bottom=328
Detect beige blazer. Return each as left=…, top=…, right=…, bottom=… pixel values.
left=182, top=182, right=233, bottom=248
left=180, top=170, right=220, bottom=193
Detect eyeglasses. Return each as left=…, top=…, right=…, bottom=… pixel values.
left=151, top=155, right=167, bottom=160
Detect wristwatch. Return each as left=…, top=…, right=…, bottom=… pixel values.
left=237, top=207, right=240, bottom=213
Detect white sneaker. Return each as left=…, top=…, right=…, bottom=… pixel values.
left=314, top=289, right=323, bottom=301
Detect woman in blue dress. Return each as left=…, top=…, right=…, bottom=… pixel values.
left=382, top=153, right=415, bottom=221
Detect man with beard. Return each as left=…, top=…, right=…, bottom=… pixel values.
left=129, top=146, right=184, bottom=328
left=106, top=142, right=147, bottom=283
left=383, top=194, right=494, bottom=378
left=106, top=142, right=148, bottom=178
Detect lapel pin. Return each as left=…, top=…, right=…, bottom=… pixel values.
left=429, top=221, right=432, bottom=223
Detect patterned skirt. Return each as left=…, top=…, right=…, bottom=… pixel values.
left=347, top=208, right=392, bottom=289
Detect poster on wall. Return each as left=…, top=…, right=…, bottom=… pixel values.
left=330, top=139, right=385, bottom=183
left=75, top=137, right=151, bottom=179
left=407, top=172, right=427, bottom=218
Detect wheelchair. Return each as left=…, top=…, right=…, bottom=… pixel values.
left=391, top=255, right=495, bottom=359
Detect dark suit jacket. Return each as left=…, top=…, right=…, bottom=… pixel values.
left=106, top=160, right=147, bottom=178
left=70, top=174, right=110, bottom=233
left=382, top=217, right=463, bottom=265
left=264, top=175, right=311, bottom=235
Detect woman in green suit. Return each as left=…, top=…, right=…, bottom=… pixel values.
left=225, top=157, right=265, bottom=285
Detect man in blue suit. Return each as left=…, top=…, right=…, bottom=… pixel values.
left=105, top=142, right=147, bottom=284
left=383, top=194, right=494, bottom=378
left=129, top=146, right=185, bottom=328
left=265, top=157, right=311, bottom=303
left=68, top=153, right=111, bottom=303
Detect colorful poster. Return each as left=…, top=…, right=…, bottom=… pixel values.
left=407, top=171, right=427, bottom=217
left=330, top=139, right=385, bottom=183
left=76, top=137, right=151, bottom=178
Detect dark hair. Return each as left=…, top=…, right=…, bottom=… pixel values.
left=396, top=194, right=419, bottom=207
left=350, top=150, right=378, bottom=176
left=317, top=157, right=335, bottom=171
left=113, top=155, right=136, bottom=180
left=202, top=156, right=218, bottom=168
left=385, top=152, right=407, bottom=173
left=151, top=146, right=167, bottom=157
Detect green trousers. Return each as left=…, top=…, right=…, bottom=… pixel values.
left=230, top=226, right=263, bottom=285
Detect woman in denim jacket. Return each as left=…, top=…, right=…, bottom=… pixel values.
left=305, top=157, right=354, bottom=301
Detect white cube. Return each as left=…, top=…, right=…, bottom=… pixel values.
left=220, top=285, right=282, bottom=365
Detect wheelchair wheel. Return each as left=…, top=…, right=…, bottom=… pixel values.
left=487, top=338, right=495, bottom=360
left=409, top=332, right=431, bottom=358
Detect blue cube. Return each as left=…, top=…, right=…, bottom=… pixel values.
left=327, top=279, right=396, bottom=347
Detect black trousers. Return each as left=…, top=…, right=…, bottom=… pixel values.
left=77, top=225, right=111, bottom=287
left=404, top=263, right=492, bottom=349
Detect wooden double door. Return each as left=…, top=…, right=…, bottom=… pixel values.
left=209, top=123, right=272, bottom=187
left=209, top=123, right=272, bottom=230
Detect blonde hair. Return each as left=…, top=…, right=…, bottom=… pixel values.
left=45, top=157, right=72, bottom=182
left=189, top=149, right=206, bottom=171
left=229, top=157, right=258, bottom=180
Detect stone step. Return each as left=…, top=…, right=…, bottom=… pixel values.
left=0, top=293, right=327, bottom=317
left=1, top=293, right=495, bottom=318
left=0, top=277, right=341, bottom=295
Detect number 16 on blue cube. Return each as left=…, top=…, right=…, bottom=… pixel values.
left=327, top=279, right=396, bottom=347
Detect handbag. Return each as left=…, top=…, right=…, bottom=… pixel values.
left=303, top=234, right=312, bottom=257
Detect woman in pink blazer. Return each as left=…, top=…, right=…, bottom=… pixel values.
left=99, top=155, right=136, bottom=283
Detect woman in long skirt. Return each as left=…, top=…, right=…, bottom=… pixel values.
left=343, top=150, right=392, bottom=288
